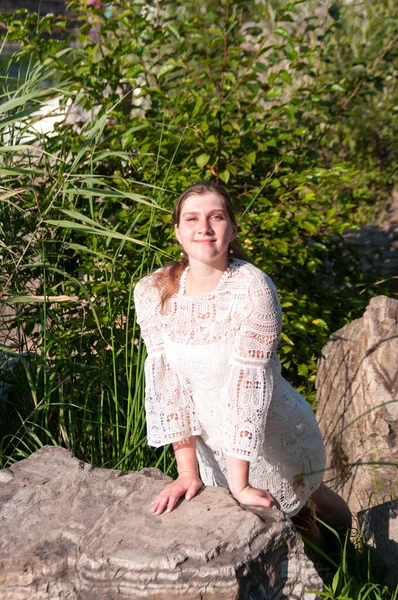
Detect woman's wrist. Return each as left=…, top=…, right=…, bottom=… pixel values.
left=178, top=469, right=199, bottom=476
left=226, top=455, right=250, bottom=497
left=173, top=437, right=199, bottom=478
left=229, top=482, right=250, bottom=498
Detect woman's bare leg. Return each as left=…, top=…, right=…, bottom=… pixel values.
left=310, top=482, right=352, bottom=533
left=292, top=483, right=352, bottom=546
left=291, top=501, right=323, bottom=545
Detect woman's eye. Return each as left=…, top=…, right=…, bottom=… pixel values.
left=211, top=215, right=223, bottom=220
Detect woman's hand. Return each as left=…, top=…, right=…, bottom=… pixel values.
left=151, top=471, right=202, bottom=515
left=232, top=485, right=280, bottom=510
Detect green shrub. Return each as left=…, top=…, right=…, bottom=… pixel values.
left=0, top=0, right=397, bottom=469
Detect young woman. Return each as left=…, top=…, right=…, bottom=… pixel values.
left=134, top=181, right=351, bottom=540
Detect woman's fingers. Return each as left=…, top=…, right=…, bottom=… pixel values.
left=259, top=496, right=272, bottom=508
left=258, top=491, right=280, bottom=509
left=152, top=489, right=179, bottom=514
left=151, top=476, right=202, bottom=515
left=151, top=493, right=169, bottom=515
left=233, top=485, right=280, bottom=510
left=261, top=491, right=277, bottom=508
left=185, top=479, right=202, bottom=501
left=165, top=491, right=182, bottom=513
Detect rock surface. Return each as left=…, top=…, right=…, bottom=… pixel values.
left=358, top=500, right=398, bottom=591
left=316, top=295, right=398, bottom=515
left=0, top=446, right=322, bottom=599
left=342, top=187, right=398, bottom=280
left=342, top=223, right=398, bottom=280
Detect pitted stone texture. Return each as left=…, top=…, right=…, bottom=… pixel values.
left=316, top=295, right=398, bottom=515
left=0, top=446, right=322, bottom=599
left=358, top=500, right=398, bottom=591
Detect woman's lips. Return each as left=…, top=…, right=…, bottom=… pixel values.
left=194, top=239, right=215, bottom=243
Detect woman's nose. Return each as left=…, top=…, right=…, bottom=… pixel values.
left=198, top=219, right=214, bottom=234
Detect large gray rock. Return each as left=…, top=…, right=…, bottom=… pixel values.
left=0, top=446, right=322, bottom=599
left=342, top=188, right=398, bottom=279
left=343, top=223, right=398, bottom=279
left=358, top=500, right=398, bottom=591
left=316, top=295, right=398, bottom=515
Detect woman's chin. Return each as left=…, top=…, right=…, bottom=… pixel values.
left=188, top=251, right=229, bottom=268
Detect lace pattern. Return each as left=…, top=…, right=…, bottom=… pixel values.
left=134, top=259, right=326, bottom=515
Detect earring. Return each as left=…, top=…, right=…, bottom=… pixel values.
left=228, top=245, right=233, bottom=257
left=180, top=250, right=185, bottom=258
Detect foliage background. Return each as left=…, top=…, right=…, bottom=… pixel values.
left=0, top=1, right=398, bottom=595
left=0, top=0, right=397, bottom=473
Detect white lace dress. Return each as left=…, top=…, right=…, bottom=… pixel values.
left=134, top=259, right=325, bottom=516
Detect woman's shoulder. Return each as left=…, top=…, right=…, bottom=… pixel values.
left=230, top=259, right=275, bottom=289
left=231, top=260, right=280, bottom=314
left=134, top=269, right=164, bottom=305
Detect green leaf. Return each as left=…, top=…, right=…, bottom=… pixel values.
left=280, top=332, right=295, bottom=345
left=279, top=70, right=293, bottom=85
left=68, top=187, right=163, bottom=210
left=125, top=64, right=145, bottom=78
left=332, top=567, right=341, bottom=594
left=297, top=364, right=308, bottom=376
left=293, top=127, right=307, bottom=136
left=312, top=318, right=328, bottom=329
left=255, top=62, right=269, bottom=73
left=0, top=88, right=56, bottom=116
left=166, top=24, right=183, bottom=41
left=330, top=84, right=345, bottom=92
left=8, top=295, right=79, bottom=304
left=284, top=43, right=298, bottom=60
left=196, top=153, right=210, bottom=168
left=307, top=259, right=317, bottom=273
left=274, top=26, right=290, bottom=40
left=157, top=63, right=176, bottom=81
left=247, top=151, right=256, bottom=165
left=326, top=207, right=337, bottom=218
left=192, top=96, right=203, bottom=118
left=0, top=106, right=40, bottom=129
left=270, top=178, right=281, bottom=188
left=284, top=104, right=296, bottom=119
left=328, top=4, right=340, bottom=21
left=219, top=169, right=230, bottom=184
left=0, top=167, right=41, bottom=176
left=282, top=345, right=293, bottom=354
left=312, top=242, right=328, bottom=252
left=302, top=220, right=317, bottom=233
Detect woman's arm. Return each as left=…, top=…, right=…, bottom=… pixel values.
left=151, top=437, right=203, bottom=515
left=223, top=271, right=282, bottom=509
left=226, top=456, right=279, bottom=509
left=222, top=271, right=282, bottom=462
left=134, top=276, right=202, bottom=447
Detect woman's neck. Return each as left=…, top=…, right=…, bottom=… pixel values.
left=185, top=259, right=229, bottom=296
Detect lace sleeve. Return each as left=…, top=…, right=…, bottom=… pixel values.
left=222, top=271, right=282, bottom=461
left=134, top=276, right=202, bottom=447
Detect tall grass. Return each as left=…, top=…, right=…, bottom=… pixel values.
left=305, top=521, right=398, bottom=600
left=0, top=50, right=175, bottom=473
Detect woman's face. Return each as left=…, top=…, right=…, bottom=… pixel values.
left=175, top=192, right=237, bottom=268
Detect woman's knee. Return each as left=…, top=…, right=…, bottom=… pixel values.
left=310, top=483, right=352, bottom=531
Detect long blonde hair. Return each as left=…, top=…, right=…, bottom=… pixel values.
left=153, top=181, right=251, bottom=312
